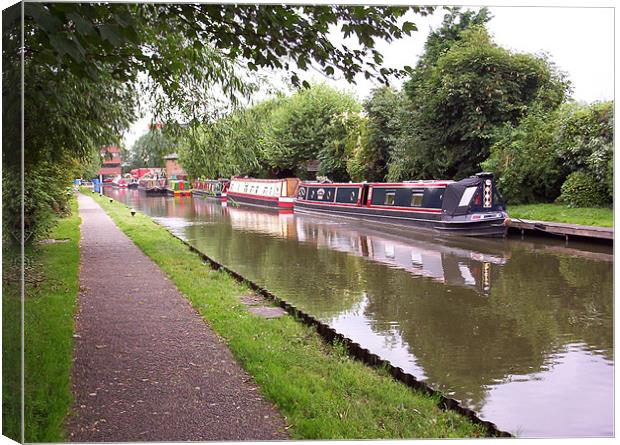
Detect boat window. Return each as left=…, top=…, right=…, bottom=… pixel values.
left=335, top=187, right=359, bottom=204
left=298, top=187, right=306, bottom=199
left=459, top=186, right=478, bottom=207
left=384, top=191, right=396, bottom=205
left=411, top=193, right=424, bottom=207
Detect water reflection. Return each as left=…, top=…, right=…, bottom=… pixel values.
left=104, top=189, right=613, bottom=438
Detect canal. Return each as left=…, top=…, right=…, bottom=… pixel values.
left=104, top=188, right=613, bottom=438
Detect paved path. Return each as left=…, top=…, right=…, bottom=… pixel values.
left=67, top=194, right=288, bottom=441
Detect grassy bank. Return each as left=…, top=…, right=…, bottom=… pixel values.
left=2, top=197, right=81, bottom=442
left=88, top=191, right=486, bottom=439
left=509, top=203, right=613, bottom=227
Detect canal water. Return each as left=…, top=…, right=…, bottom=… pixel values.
left=104, top=188, right=613, bottom=438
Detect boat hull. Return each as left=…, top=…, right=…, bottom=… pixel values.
left=166, top=189, right=191, bottom=197
left=294, top=201, right=507, bottom=237
left=192, top=189, right=223, bottom=200
left=138, top=186, right=167, bottom=195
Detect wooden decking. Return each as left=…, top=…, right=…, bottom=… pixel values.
left=507, top=218, right=613, bottom=242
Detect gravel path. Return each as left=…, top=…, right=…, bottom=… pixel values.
left=67, top=194, right=289, bottom=441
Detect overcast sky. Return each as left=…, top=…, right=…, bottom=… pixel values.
left=123, top=3, right=614, bottom=147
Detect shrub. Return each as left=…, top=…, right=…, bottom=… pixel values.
left=557, top=171, right=609, bottom=208
left=482, top=106, right=566, bottom=204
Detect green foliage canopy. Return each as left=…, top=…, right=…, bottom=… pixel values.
left=265, top=84, right=362, bottom=180
left=347, top=86, right=405, bottom=182
left=484, top=101, right=613, bottom=205
left=130, top=128, right=177, bottom=170
left=390, top=11, right=569, bottom=181
left=180, top=85, right=363, bottom=181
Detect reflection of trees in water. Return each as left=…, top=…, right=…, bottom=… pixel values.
left=361, top=250, right=612, bottom=411
left=183, top=221, right=368, bottom=318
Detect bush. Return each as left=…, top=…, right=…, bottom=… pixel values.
left=483, top=101, right=614, bottom=205
left=557, top=171, right=609, bottom=208
left=3, top=159, right=78, bottom=245
left=482, top=106, right=566, bottom=204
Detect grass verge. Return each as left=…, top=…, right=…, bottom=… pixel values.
left=88, top=191, right=486, bottom=439
left=509, top=203, right=613, bottom=227
left=2, top=197, right=81, bottom=442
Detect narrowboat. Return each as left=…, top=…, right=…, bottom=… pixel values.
left=138, top=175, right=167, bottom=195
left=294, top=173, right=508, bottom=237
left=192, top=178, right=230, bottom=200
left=166, top=179, right=191, bottom=197
left=225, top=177, right=300, bottom=210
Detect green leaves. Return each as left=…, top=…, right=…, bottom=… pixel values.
left=402, top=21, right=417, bottom=35
left=397, top=11, right=569, bottom=180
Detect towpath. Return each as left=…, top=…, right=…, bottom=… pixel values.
left=67, top=194, right=288, bottom=441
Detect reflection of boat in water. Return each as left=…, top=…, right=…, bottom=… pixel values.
left=295, top=173, right=508, bottom=237
left=295, top=217, right=507, bottom=295
left=225, top=204, right=296, bottom=239
left=220, top=201, right=509, bottom=295
left=225, top=177, right=300, bottom=210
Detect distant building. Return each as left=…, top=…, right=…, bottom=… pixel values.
left=163, top=153, right=187, bottom=180
left=98, top=145, right=122, bottom=178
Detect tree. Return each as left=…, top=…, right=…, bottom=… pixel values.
left=130, top=127, right=177, bottom=169
left=484, top=101, right=613, bottom=205
left=348, top=86, right=406, bottom=181
left=264, top=84, right=362, bottom=180
left=481, top=105, right=567, bottom=204
left=391, top=10, right=569, bottom=181
left=20, top=3, right=434, bottom=90
left=178, top=96, right=286, bottom=179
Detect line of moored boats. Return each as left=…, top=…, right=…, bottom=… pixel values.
left=103, top=172, right=192, bottom=197
left=127, top=173, right=510, bottom=237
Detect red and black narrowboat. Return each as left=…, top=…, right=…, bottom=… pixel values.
left=192, top=178, right=230, bottom=201
left=225, top=177, right=300, bottom=210
left=294, top=173, right=508, bottom=237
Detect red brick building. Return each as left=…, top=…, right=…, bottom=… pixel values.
left=98, top=145, right=122, bottom=178
left=163, top=153, right=188, bottom=180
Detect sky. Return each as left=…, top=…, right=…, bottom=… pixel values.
left=122, top=2, right=615, bottom=148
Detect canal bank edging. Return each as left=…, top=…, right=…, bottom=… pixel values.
left=130, top=219, right=513, bottom=438
left=507, top=218, right=613, bottom=243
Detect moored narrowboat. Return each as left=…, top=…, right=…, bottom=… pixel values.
left=192, top=178, right=230, bottom=201
left=138, top=175, right=167, bottom=195
left=225, top=177, right=300, bottom=210
left=166, top=179, right=191, bottom=197
left=294, top=173, right=508, bottom=237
